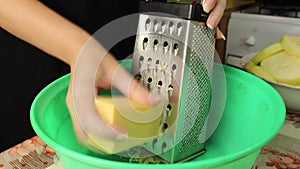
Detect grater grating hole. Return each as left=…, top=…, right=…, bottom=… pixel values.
left=163, top=123, right=168, bottom=129
left=158, top=80, right=163, bottom=86
left=139, top=56, right=144, bottom=61
left=162, top=142, right=167, bottom=152
left=173, top=43, right=178, bottom=49
left=173, top=43, right=179, bottom=56
left=143, top=37, right=148, bottom=43
left=163, top=41, right=168, bottom=47
left=153, top=19, right=158, bottom=32
left=177, top=22, right=182, bottom=36
left=177, top=22, right=182, bottom=28
left=172, top=64, right=177, bottom=70
left=161, top=20, right=166, bottom=33
left=167, top=104, right=172, bottom=111
left=142, top=37, right=148, bottom=50
left=135, top=73, right=142, bottom=81
left=169, top=21, right=174, bottom=34
left=145, top=18, right=151, bottom=30
left=154, top=19, right=158, bottom=26
left=146, top=18, right=151, bottom=24
left=169, top=21, right=174, bottom=28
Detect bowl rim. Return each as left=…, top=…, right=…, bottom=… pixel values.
left=266, top=79, right=300, bottom=89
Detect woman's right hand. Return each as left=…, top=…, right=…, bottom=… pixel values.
left=66, top=37, right=160, bottom=150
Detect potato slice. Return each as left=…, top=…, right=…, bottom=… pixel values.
left=260, top=51, right=300, bottom=85
left=251, top=42, right=283, bottom=64
left=280, top=34, right=300, bottom=57
left=243, top=61, right=276, bottom=82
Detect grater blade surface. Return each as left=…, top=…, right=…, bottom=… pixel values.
left=131, top=12, right=216, bottom=163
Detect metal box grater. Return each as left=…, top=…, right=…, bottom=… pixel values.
left=130, top=0, right=216, bottom=163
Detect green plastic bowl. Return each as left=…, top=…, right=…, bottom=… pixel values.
left=30, top=62, right=285, bottom=169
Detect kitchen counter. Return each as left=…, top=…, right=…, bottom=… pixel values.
left=0, top=112, right=299, bottom=169
left=253, top=112, right=300, bottom=169
left=0, top=136, right=58, bottom=169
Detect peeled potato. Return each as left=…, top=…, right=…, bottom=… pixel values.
left=243, top=34, right=300, bottom=87
left=244, top=61, right=276, bottom=82
left=280, top=34, right=300, bottom=57
left=251, top=42, right=283, bottom=64
left=260, top=51, right=300, bottom=86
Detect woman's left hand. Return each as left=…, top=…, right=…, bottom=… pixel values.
left=203, top=0, right=227, bottom=40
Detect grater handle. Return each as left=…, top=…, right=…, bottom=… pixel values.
left=139, top=0, right=209, bottom=22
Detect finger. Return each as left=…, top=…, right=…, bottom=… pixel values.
left=205, top=0, right=226, bottom=29
left=216, top=27, right=226, bottom=40
left=128, top=77, right=162, bottom=105
left=202, top=0, right=217, bottom=13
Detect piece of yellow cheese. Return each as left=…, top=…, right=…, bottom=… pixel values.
left=90, top=96, right=166, bottom=154
left=95, top=96, right=164, bottom=138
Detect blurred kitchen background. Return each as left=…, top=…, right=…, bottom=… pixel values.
left=0, top=0, right=139, bottom=152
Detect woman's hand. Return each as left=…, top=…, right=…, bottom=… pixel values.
left=203, top=0, right=227, bottom=40
left=66, top=0, right=226, bottom=150
left=66, top=37, right=160, bottom=150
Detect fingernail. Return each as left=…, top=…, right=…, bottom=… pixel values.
left=207, top=23, right=214, bottom=30
left=203, top=6, right=211, bottom=13
left=221, top=34, right=226, bottom=40
left=202, top=0, right=211, bottom=13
